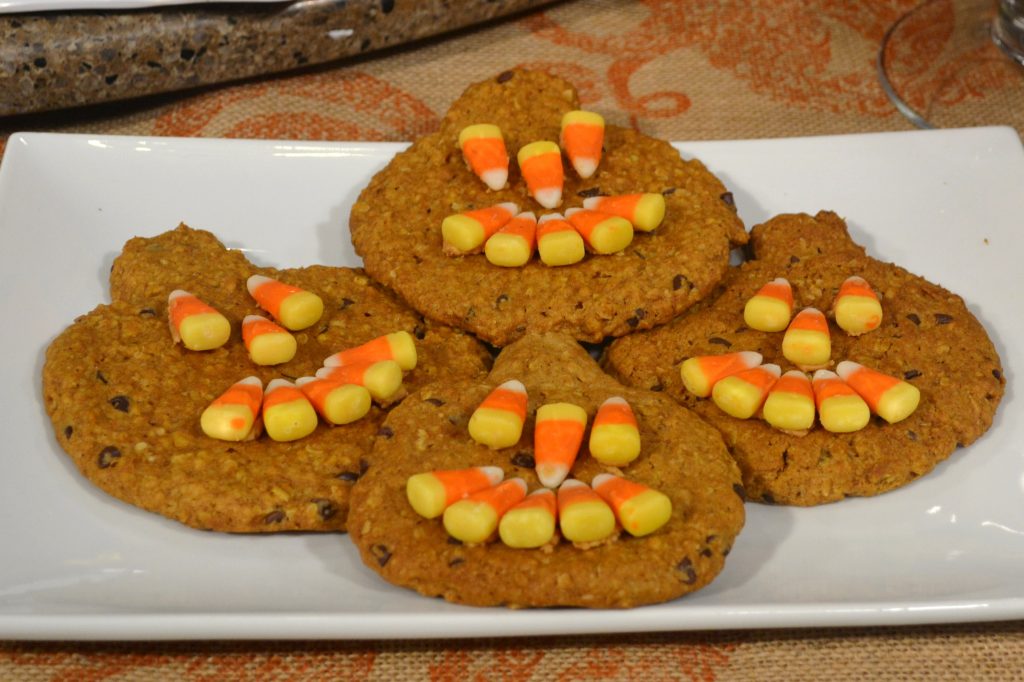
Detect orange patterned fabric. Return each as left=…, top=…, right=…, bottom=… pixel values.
left=1, top=0, right=1022, bottom=678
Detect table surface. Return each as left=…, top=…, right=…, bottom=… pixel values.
left=2, top=0, right=1023, bottom=678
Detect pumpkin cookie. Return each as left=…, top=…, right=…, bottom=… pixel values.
left=606, top=211, right=1005, bottom=505
left=347, top=333, right=745, bottom=608
left=349, top=70, right=746, bottom=347
left=43, top=225, right=490, bottom=532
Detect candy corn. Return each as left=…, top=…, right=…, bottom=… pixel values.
left=323, top=331, right=417, bottom=371
left=246, top=275, right=324, bottom=332
left=467, top=380, right=528, bottom=449
left=536, top=213, right=585, bottom=266
left=680, top=350, right=763, bottom=398
left=241, top=314, right=297, bottom=366
left=498, top=489, right=557, bottom=549
left=443, top=478, right=527, bottom=544
left=560, top=110, right=604, bottom=179
left=812, top=369, right=870, bottom=433
left=836, top=360, right=920, bottom=424
left=200, top=376, right=263, bottom=441
left=406, top=466, right=505, bottom=519
left=782, top=307, right=832, bottom=371
left=167, top=289, right=230, bottom=351
left=833, top=276, right=883, bottom=336
left=457, top=124, right=509, bottom=191
left=295, top=375, right=372, bottom=426
left=588, top=396, right=641, bottom=466
left=557, top=480, right=616, bottom=545
left=534, top=402, right=587, bottom=488
left=262, top=378, right=318, bottom=442
left=517, top=141, right=563, bottom=209
left=485, top=211, right=537, bottom=267
left=315, top=360, right=403, bottom=403
left=582, top=193, right=666, bottom=232
left=762, top=370, right=815, bottom=433
left=565, top=208, right=634, bottom=254
left=592, top=474, right=672, bottom=537
left=712, top=363, right=781, bottom=419
left=441, top=202, right=519, bottom=255
left=743, top=278, right=794, bottom=332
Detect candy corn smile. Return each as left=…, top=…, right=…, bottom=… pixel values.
left=468, top=379, right=528, bottom=449
left=246, top=275, right=324, bottom=332
left=167, top=290, right=230, bottom=351
left=406, top=466, right=505, bottom=519
left=582, top=193, right=666, bottom=233
left=200, top=376, right=263, bottom=441
left=442, top=202, right=519, bottom=255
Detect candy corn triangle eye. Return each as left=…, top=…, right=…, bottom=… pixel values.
left=763, top=370, right=816, bottom=433
left=262, top=378, right=319, bottom=442
left=712, top=363, right=781, bottom=419
left=315, top=360, right=404, bottom=403
left=588, top=396, right=641, bottom=466
left=833, top=276, right=884, bottom=336
left=534, top=402, right=587, bottom=488
left=443, top=478, right=527, bottom=544
left=836, top=360, right=920, bottom=424
left=323, top=331, right=417, bottom=371
left=295, top=376, right=372, bottom=426
left=468, top=379, right=528, bottom=449
left=458, top=124, right=509, bottom=191
left=680, top=351, right=763, bottom=398
left=560, top=110, right=604, bottom=179
left=242, top=314, right=297, bottom=366
left=812, top=369, right=870, bottom=433
left=167, top=290, right=230, bottom=351
left=557, top=480, right=616, bottom=545
left=743, top=278, right=794, bottom=332
left=517, top=141, right=563, bottom=209
left=581, top=193, right=665, bottom=233
left=441, top=202, right=519, bottom=255
left=246, top=275, right=324, bottom=331
left=536, top=213, right=585, bottom=266
left=592, top=474, right=672, bottom=537
left=200, top=376, right=263, bottom=441
left=406, top=466, right=504, bottom=519
left=565, top=208, right=633, bottom=254
left=782, top=307, right=832, bottom=371
left=498, top=488, right=557, bottom=549
left=485, top=211, right=537, bottom=267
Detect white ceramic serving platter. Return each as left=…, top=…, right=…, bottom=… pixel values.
left=0, top=0, right=285, bottom=13
left=0, top=129, right=1021, bottom=640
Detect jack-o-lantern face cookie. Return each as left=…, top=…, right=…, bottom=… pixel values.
left=347, top=333, right=745, bottom=609
left=606, top=211, right=1005, bottom=506
left=43, top=225, right=490, bottom=532
left=349, top=70, right=747, bottom=347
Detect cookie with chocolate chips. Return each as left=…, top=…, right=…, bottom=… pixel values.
left=347, top=333, right=744, bottom=608
left=349, top=70, right=746, bottom=347
left=43, top=225, right=491, bottom=532
left=606, top=211, right=1005, bottom=505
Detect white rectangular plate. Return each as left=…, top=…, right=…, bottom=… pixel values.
left=1, top=129, right=1022, bottom=640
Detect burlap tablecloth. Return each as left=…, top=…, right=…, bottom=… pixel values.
left=2, top=1, right=1022, bottom=678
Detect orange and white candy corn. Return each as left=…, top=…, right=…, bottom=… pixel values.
left=262, top=378, right=318, bottom=442
left=557, top=479, right=616, bottom=544
left=836, top=360, right=920, bottom=424
left=443, top=478, right=527, bottom=544
left=712, top=363, right=781, bottom=419
left=315, top=360, right=403, bottom=403
left=680, top=350, right=763, bottom=398
left=534, top=402, right=587, bottom=488
left=536, top=213, right=585, bottom=266
left=468, top=379, right=528, bottom=449
left=565, top=208, right=633, bottom=254
left=762, top=370, right=816, bottom=433
left=406, top=466, right=505, bottom=519
left=441, top=201, right=519, bottom=255
left=485, top=211, right=537, bottom=267
left=560, top=110, right=604, bottom=179
left=242, top=314, right=296, bottom=366
left=582, top=193, right=666, bottom=233
left=323, top=331, right=417, bottom=371
left=295, top=375, right=372, bottom=426
left=592, top=473, right=672, bottom=537
left=588, top=396, right=641, bottom=466
left=499, top=488, right=557, bottom=549
left=743, top=278, right=794, bottom=332
left=246, top=275, right=324, bottom=331
left=833, top=276, right=883, bottom=336
left=167, top=289, right=230, bottom=351
left=200, top=376, right=263, bottom=441
left=782, top=307, right=832, bottom=371
left=812, top=369, right=870, bottom=433
left=517, top=141, right=563, bottom=209
left=458, top=124, right=509, bottom=191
